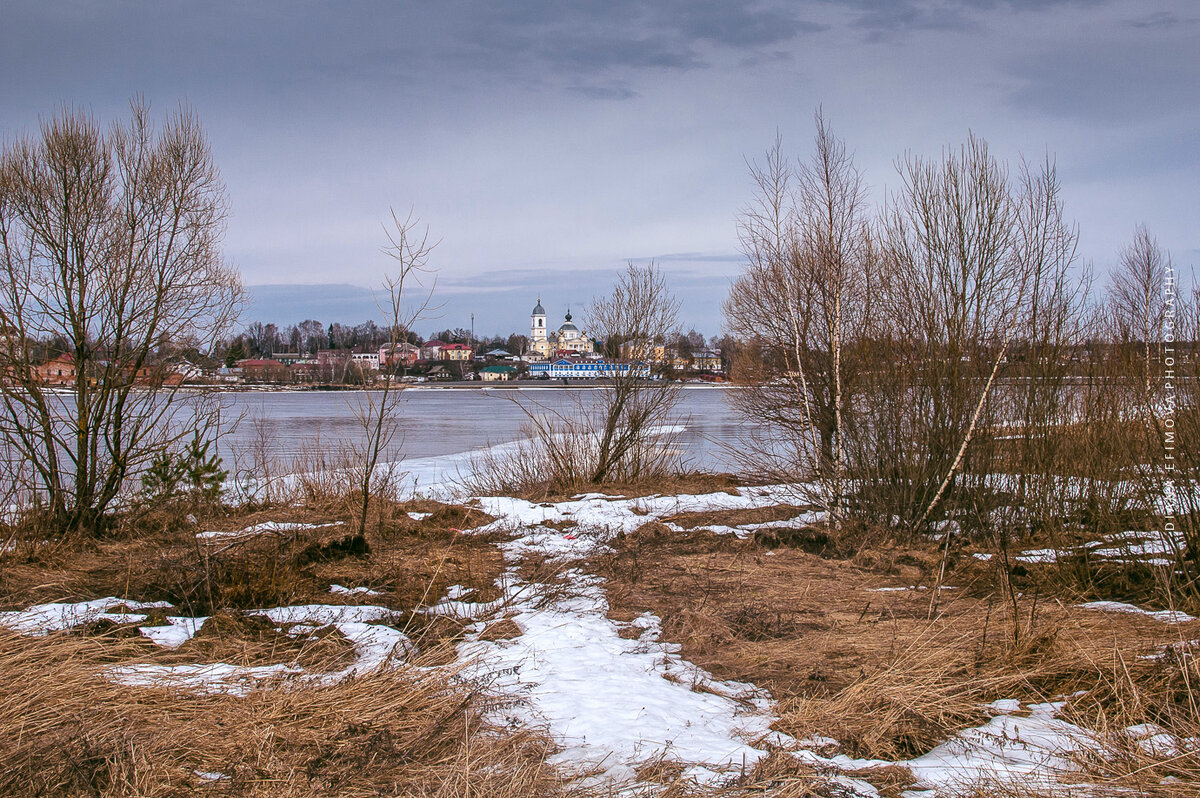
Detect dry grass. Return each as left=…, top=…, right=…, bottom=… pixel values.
left=593, top=516, right=1200, bottom=793
left=0, top=497, right=513, bottom=682
left=0, top=495, right=568, bottom=797
left=0, top=629, right=567, bottom=798
left=0, top=498, right=503, bottom=617
left=6, top=479, right=1199, bottom=797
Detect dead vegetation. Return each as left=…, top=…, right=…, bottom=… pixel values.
left=0, top=629, right=565, bottom=798
left=0, top=498, right=502, bottom=617
left=0, top=493, right=561, bottom=798
left=466, top=455, right=743, bottom=503
left=5, top=481, right=1200, bottom=797
left=0, top=495, right=512, bottom=677
left=593, top=512, right=1200, bottom=793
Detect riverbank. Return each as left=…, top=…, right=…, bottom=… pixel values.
left=2, top=476, right=1197, bottom=796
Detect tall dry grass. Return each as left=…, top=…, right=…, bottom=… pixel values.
left=0, top=629, right=567, bottom=798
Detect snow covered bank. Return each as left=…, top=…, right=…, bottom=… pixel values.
left=471, top=484, right=811, bottom=542
left=0, top=597, right=411, bottom=696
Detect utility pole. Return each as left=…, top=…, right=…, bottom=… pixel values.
left=470, top=313, right=474, bottom=350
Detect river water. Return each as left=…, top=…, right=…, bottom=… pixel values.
left=216, top=386, right=754, bottom=482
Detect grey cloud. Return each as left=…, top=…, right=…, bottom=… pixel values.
left=828, top=0, right=1111, bottom=39
left=641, top=252, right=746, bottom=264
left=1005, top=34, right=1200, bottom=124
left=846, top=2, right=976, bottom=38
left=567, top=84, right=640, bottom=101
left=0, top=1, right=827, bottom=112
left=1125, top=10, right=1189, bottom=28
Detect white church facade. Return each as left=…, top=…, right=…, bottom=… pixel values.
left=529, top=298, right=595, bottom=358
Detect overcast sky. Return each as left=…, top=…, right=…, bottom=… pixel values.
left=2, top=1, right=1196, bottom=337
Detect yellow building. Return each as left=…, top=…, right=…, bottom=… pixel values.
left=439, top=343, right=474, bottom=361
left=619, top=339, right=666, bottom=363
left=529, top=299, right=593, bottom=358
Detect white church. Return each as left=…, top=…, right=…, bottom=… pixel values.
left=529, top=298, right=595, bottom=358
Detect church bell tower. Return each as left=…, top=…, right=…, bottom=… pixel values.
left=531, top=297, right=547, bottom=344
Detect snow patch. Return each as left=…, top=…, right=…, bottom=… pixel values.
left=457, top=573, right=787, bottom=785
left=197, top=521, right=340, bottom=540
left=330, top=584, right=382, bottom=597
left=902, top=702, right=1097, bottom=794
left=663, top=512, right=823, bottom=539
left=139, top=616, right=208, bottom=649
left=470, top=484, right=815, bottom=544
left=1079, top=601, right=1195, bottom=624
left=0, top=598, right=172, bottom=635
left=108, top=604, right=411, bottom=694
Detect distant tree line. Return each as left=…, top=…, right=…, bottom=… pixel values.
left=219, top=319, right=730, bottom=368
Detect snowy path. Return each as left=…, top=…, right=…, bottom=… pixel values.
left=459, top=574, right=783, bottom=785
left=454, top=487, right=807, bottom=787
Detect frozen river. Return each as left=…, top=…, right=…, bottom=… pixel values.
left=215, top=385, right=755, bottom=485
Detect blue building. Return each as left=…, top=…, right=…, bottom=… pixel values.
left=528, top=358, right=650, bottom=379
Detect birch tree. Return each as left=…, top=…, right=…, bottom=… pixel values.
left=725, top=112, right=873, bottom=523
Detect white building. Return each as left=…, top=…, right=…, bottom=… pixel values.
left=530, top=299, right=594, bottom=358
left=350, top=352, right=380, bottom=370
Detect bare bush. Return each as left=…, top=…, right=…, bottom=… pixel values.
left=0, top=101, right=241, bottom=534
left=493, top=262, right=684, bottom=495
left=463, top=415, right=685, bottom=498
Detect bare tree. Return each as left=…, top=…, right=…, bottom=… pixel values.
left=0, top=101, right=242, bottom=533
left=873, top=135, right=1028, bottom=534
left=585, top=262, right=682, bottom=483
left=350, top=208, right=437, bottom=535
left=1005, top=158, right=1088, bottom=535
left=725, top=113, right=873, bottom=523
left=1108, top=225, right=1170, bottom=401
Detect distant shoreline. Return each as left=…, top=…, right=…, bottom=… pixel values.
left=183, top=381, right=735, bottom=393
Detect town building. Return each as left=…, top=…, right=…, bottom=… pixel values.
left=529, top=299, right=594, bottom=358
left=479, top=364, right=518, bottom=381
left=439, top=343, right=473, bottom=361
left=316, top=349, right=350, bottom=369
left=289, top=361, right=322, bottom=383
left=33, top=353, right=76, bottom=386
left=237, top=358, right=289, bottom=383
left=692, top=349, right=724, bottom=372
left=619, top=339, right=668, bottom=363
left=270, top=352, right=309, bottom=366
left=379, top=342, right=419, bottom=367
left=349, top=352, right=380, bottom=371
left=528, top=358, right=649, bottom=380
left=419, top=340, right=447, bottom=360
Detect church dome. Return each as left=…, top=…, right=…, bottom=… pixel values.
left=558, top=309, right=578, bottom=333
left=532, top=298, right=545, bottom=315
